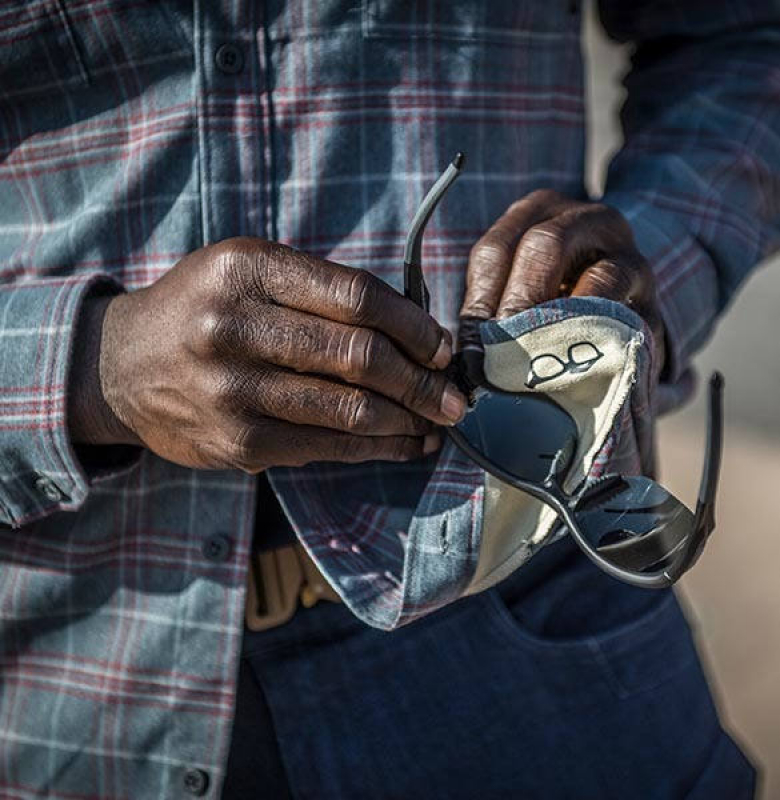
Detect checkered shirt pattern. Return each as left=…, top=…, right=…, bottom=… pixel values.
left=1, top=0, right=779, bottom=796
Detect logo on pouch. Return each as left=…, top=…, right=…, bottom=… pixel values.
left=525, top=341, right=604, bottom=389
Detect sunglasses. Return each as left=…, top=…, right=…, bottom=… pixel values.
left=404, top=154, right=724, bottom=588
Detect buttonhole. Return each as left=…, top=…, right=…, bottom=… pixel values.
left=439, top=516, right=449, bottom=554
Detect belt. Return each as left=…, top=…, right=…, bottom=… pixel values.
left=245, top=542, right=342, bottom=632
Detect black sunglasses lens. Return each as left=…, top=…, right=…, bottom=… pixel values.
left=574, top=476, right=696, bottom=573
left=454, top=391, right=579, bottom=484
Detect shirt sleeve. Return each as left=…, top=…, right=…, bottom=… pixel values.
left=597, top=0, right=780, bottom=411
left=0, top=274, right=137, bottom=528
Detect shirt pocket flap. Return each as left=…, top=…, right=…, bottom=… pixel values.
left=0, top=1, right=191, bottom=101
left=0, top=2, right=89, bottom=98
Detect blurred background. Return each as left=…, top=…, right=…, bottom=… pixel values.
left=584, top=4, right=780, bottom=796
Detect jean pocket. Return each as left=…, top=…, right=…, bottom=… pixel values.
left=483, top=584, right=700, bottom=699
left=684, top=730, right=757, bottom=800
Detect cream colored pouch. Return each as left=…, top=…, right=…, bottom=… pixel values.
left=270, top=298, right=659, bottom=631
left=463, top=305, right=647, bottom=596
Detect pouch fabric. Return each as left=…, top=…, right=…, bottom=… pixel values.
left=270, top=297, right=662, bottom=630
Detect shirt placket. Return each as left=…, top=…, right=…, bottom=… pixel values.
left=186, top=1, right=278, bottom=796
left=196, top=0, right=275, bottom=244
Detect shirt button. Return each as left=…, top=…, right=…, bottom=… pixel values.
left=183, top=768, right=209, bottom=796
left=214, top=43, right=244, bottom=75
left=34, top=474, right=64, bottom=503
left=202, top=534, right=232, bottom=563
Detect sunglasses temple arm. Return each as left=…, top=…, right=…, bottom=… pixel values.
left=662, top=372, right=724, bottom=584
left=694, top=371, right=725, bottom=533
left=404, top=152, right=464, bottom=311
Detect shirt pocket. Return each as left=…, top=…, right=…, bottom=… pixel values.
left=0, top=1, right=89, bottom=99
left=0, top=0, right=191, bottom=102
left=361, top=0, right=580, bottom=44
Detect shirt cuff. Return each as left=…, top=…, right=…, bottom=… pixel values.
left=0, top=273, right=138, bottom=528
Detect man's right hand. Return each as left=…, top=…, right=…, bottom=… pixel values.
left=68, top=238, right=467, bottom=472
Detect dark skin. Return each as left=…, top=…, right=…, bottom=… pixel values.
left=460, top=190, right=663, bottom=343
left=68, top=191, right=662, bottom=471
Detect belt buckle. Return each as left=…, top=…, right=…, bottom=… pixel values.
left=245, top=544, right=340, bottom=632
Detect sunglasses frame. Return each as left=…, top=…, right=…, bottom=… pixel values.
left=403, top=153, right=724, bottom=588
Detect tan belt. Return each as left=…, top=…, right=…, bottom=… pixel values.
left=245, top=542, right=341, bottom=632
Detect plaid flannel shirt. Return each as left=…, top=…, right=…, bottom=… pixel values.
left=1, top=0, right=779, bottom=796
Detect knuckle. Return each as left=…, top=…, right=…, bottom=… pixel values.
left=209, top=239, right=252, bottom=288
left=470, top=236, right=513, bottom=267
left=212, top=237, right=276, bottom=302
left=206, top=238, right=278, bottom=308
left=343, top=328, right=386, bottom=382
left=249, top=241, right=274, bottom=299
left=251, top=241, right=298, bottom=304
left=610, top=257, right=641, bottom=281
left=516, top=224, right=563, bottom=267
left=346, top=269, right=380, bottom=324
left=591, top=261, right=633, bottom=297
left=497, top=291, right=529, bottom=314
left=506, top=198, right=527, bottom=215
left=190, top=307, right=228, bottom=358
left=189, top=303, right=238, bottom=359
left=460, top=300, right=494, bottom=318
left=526, top=188, right=564, bottom=209
left=460, top=287, right=497, bottom=319
left=342, top=390, right=375, bottom=433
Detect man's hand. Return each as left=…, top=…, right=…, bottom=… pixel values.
left=68, top=238, right=469, bottom=471
left=459, top=189, right=664, bottom=352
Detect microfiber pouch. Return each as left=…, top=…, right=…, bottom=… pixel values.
left=269, top=297, right=660, bottom=630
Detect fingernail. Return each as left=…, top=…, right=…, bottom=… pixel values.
left=423, top=433, right=441, bottom=455
left=431, top=334, right=452, bottom=370
left=440, top=385, right=467, bottom=424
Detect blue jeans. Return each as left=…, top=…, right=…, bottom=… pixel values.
left=222, top=538, right=756, bottom=799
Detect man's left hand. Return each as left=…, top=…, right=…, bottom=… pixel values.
left=459, top=189, right=664, bottom=361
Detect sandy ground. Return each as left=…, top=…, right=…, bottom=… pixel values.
left=584, top=6, right=780, bottom=796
